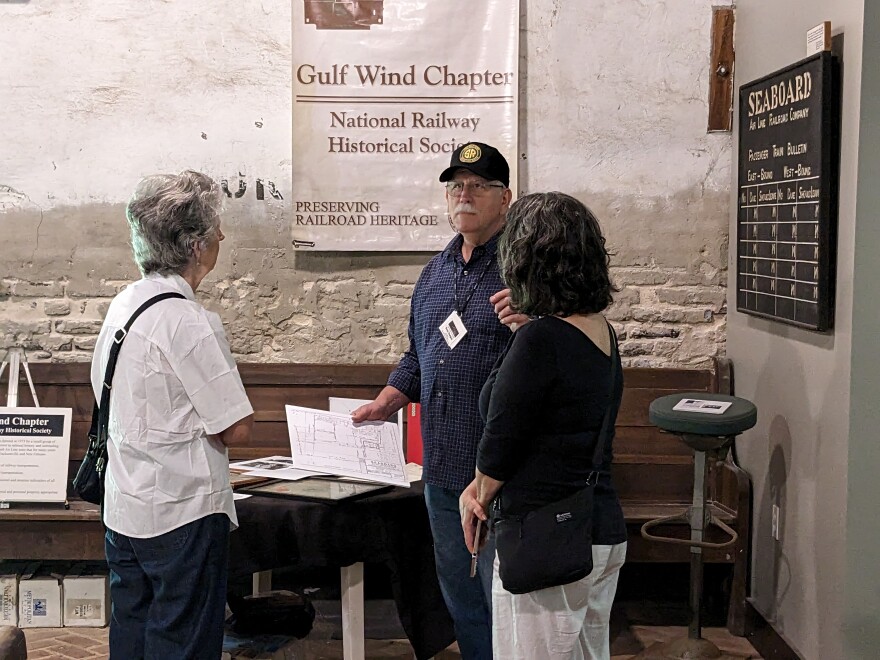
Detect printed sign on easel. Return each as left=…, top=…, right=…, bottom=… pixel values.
left=0, top=408, right=72, bottom=503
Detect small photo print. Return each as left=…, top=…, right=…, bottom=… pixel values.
left=230, top=456, right=295, bottom=472
left=248, top=460, right=279, bottom=470
left=672, top=397, right=733, bottom=415
left=34, top=599, right=47, bottom=616
left=239, top=460, right=283, bottom=470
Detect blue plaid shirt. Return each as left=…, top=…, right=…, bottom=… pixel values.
left=388, top=232, right=513, bottom=492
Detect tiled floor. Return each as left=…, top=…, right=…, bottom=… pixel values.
left=20, top=623, right=761, bottom=659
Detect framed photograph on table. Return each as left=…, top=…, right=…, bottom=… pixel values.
left=238, top=477, right=394, bottom=503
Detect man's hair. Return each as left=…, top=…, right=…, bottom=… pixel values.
left=499, top=192, right=616, bottom=317
left=126, top=170, right=223, bottom=276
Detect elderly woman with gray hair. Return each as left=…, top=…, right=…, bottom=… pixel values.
left=91, top=170, right=253, bottom=659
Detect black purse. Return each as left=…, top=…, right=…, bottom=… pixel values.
left=492, top=324, right=620, bottom=594
left=72, top=292, right=185, bottom=504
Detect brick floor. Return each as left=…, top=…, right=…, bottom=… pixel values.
left=20, top=625, right=761, bottom=659
left=20, top=626, right=108, bottom=659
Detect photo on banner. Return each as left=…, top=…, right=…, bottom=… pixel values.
left=292, top=0, right=519, bottom=251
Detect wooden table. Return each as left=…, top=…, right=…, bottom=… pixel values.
left=0, top=487, right=454, bottom=660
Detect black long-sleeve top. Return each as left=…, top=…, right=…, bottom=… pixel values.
left=477, top=316, right=627, bottom=545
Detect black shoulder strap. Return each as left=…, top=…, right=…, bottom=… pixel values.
left=589, top=322, right=620, bottom=471
left=90, top=292, right=187, bottom=439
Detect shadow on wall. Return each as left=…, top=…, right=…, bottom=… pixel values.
left=763, top=420, right=792, bottom=622
left=746, top=324, right=807, bottom=635
left=749, top=413, right=794, bottom=630
left=744, top=314, right=849, bottom=656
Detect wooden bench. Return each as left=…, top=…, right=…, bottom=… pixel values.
left=0, top=360, right=751, bottom=634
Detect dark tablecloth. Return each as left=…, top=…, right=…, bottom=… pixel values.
left=228, top=481, right=455, bottom=660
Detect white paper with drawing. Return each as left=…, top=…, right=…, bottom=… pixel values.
left=285, top=405, right=409, bottom=487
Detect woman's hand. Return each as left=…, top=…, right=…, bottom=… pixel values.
left=460, top=479, right=489, bottom=554
left=490, top=288, right=529, bottom=332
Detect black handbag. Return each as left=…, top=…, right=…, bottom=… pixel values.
left=72, top=292, right=185, bottom=504
left=492, top=323, right=620, bottom=594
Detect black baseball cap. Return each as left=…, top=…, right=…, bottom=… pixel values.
left=439, top=142, right=510, bottom=187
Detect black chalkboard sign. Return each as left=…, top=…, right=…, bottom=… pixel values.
left=736, top=51, right=840, bottom=331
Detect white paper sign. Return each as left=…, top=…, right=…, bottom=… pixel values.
left=0, top=407, right=72, bottom=503
left=671, top=399, right=733, bottom=415
left=806, top=22, right=830, bottom=56
left=292, top=0, right=519, bottom=251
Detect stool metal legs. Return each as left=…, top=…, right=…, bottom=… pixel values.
left=633, top=444, right=739, bottom=659
left=688, top=451, right=708, bottom=640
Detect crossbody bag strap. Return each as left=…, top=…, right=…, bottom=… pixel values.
left=587, top=322, right=620, bottom=482
left=96, top=292, right=187, bottom=442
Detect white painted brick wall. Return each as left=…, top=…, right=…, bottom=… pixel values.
left=0, top=0, right=731, bottom=368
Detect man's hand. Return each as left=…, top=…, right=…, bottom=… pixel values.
left=351, top=400, right=391, bottom=423
left=351, top=386, right=410, bottom=423
left=490, top=288, right=529, bottom=331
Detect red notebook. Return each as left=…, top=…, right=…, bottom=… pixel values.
left=406, top=403, right=423, bottom=465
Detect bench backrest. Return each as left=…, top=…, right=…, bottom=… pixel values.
left=19, top=360, right=731, bottom=509
left=613, top=361, right=731, bottom=505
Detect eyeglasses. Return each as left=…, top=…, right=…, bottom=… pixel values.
left=445, top=180, right=505, bottom=197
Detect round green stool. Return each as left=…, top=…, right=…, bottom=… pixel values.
left=634, top=392, right=757, bottom=660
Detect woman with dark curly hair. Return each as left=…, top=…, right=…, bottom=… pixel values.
left=459, top=192, right=627, bottom=659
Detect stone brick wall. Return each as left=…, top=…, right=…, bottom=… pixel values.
left=1, top=261, right=725, bottom=368
left=609, top=267, right=726, bottom=367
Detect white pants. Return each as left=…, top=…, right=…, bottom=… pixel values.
left=492, top=542, right=627, bottom=660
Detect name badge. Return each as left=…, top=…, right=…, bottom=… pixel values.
left=439, top=311, right=468, bottom=349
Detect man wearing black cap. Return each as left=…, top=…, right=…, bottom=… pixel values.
left=353, top=142, right=526, bottom=659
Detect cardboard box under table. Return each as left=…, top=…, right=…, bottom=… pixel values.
left=18, top=565, right=62, bottom=628
left=0, top=561, right=31, bottom=627
left=62, top=563, right=109, bottom=627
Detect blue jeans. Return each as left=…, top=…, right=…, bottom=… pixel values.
left=104, top=513, right=230, bottom=660
left=424, top=484, right=494, bottom=660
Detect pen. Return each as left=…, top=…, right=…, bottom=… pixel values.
left=469, top=518, right=482, bottom=578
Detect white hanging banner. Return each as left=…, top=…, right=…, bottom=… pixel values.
left=0, top=407, right=72, bottom=503
left=292, top=0, right=519, bottom=251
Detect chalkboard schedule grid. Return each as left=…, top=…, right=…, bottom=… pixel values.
left=736, top=51, right=840, bottom=331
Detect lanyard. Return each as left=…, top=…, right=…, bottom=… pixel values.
left=453, top=256, right=492, bottom=315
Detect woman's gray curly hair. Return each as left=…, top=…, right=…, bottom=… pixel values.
left=126, top=170, right=223, bottom=276
left=499, top=191, right=616, bottom=317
